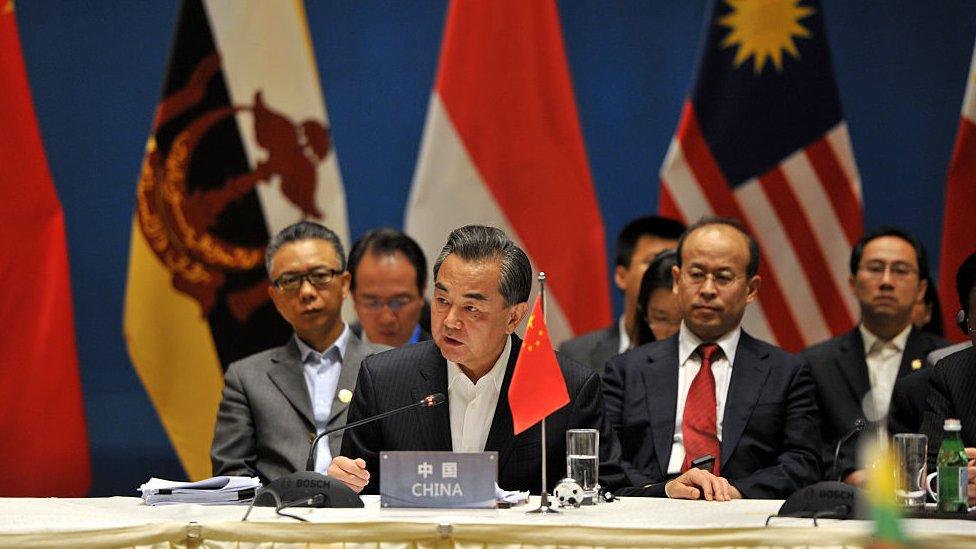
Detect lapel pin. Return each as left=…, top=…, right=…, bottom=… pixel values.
left=911, top=359, right=922, bottom=371
left=338, top=389, right=353, bottom=403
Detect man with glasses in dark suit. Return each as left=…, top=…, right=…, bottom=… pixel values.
left=211, top=221, right=382, bottom=483
left=605, top=217, right=822, bottom=500
left=804, top=227, right=948, bottom=486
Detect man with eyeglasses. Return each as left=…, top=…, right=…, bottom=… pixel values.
left=347, top=228, right=430, bottom=348
left=803, top=226, right=948, bottom=486
left=604, top=217, right=822, bottom=500
left=211, top=221, right=383, bottom=483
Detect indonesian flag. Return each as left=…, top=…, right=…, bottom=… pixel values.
left=124, top=0, right=349, bottom=480
left=659, top=0, right=862, bottom=351
left=509, top=296, right=569, bottom=435
left=938, top=37, right=976, bottom=342
left=0, top=3, right=91, bottom=495
left=405, top=0, right=611, bottom=345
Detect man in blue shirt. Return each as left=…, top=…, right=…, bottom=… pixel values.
left=348, top=228, right=431, bottom=348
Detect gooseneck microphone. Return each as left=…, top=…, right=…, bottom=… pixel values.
left=252, top=392, right=446, bottom=511
left=831, top=418, right=866, bottom=482
left=305, top=392, right=446, bottom=471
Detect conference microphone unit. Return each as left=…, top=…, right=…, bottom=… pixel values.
left=252, top=392, right=446, bottom=510
left=772, top=419, right=866, bottom=522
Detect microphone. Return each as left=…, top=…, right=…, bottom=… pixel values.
left=253, top=392, right=446, bottom=509
left=305, top=392, right=446, bottom=471
left=831, top=418, right=866, bottom=482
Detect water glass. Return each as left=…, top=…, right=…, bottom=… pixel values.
left=566, top=429, right=599, bottom=500
left=894, top=433, right=927, bottom=509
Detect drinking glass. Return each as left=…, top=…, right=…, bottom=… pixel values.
left=894, top=433, right=927, bottom=509
left=566, top=429, right=599, bottom=501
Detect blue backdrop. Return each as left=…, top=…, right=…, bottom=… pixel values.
left=14, top=1, right=976, bottom=495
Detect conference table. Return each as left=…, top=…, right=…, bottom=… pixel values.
left=1, top=495, right=974, bottom=548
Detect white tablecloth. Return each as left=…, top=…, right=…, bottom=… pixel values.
left=0, top=496, right=974, bottom=548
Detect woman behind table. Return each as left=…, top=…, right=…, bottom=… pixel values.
left=631, top=249, right=681, bottom=347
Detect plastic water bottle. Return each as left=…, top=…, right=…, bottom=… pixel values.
left=937, top=418, right=969, bottom=513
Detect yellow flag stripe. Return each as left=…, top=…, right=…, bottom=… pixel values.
left=123, top=221, right=224, bottom=480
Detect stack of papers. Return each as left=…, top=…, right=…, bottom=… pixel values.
left=139, top=476, right=261, bottom=505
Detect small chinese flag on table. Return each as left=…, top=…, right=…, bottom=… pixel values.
left=509, top=296, right=570, bottom=435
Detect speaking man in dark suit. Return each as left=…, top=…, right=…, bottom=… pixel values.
left=560, top=216, right=685, bottom=373
left=803, top=227, right=948, bottom=485
left=211, top=222, right=382, bottom=483
left=604, top=217, right=822, bottom=500
left=328, top=225, right=626, bottom=495
left=919, top=252, right=976, bottom=489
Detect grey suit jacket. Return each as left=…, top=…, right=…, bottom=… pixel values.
left=211, top=331, right=380, bottom=483
left=559, top=322, right=621, bottom=375
left=803, top=326, right=948, bottom=479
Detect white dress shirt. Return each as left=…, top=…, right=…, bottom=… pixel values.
left=447, top=337, right=512, bottom=453
left=667, top=323, right=740, bottom=474
left=859, top=323, right=912, bottom=418
left=617, top=315, right=631, bottom=354
left=295, top=325, right=350, bottom=472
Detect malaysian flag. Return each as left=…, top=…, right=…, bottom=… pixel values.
left=659, top=0, right=862, bottom=351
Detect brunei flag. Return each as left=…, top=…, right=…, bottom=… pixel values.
left=124, top=0, right=349, bottom=480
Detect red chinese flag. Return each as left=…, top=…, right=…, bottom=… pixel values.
left=509, top=297, right=570, bottom=435
left=0, top=5, right=91, bottom=495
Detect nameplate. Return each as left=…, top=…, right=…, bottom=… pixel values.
left=380, top=451, right=497, bottom=508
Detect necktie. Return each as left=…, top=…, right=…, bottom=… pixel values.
left=682, top=343, right=721, bottom=475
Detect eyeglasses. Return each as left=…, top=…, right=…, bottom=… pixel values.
left=681, top=268, right=740, bottom=288
left=355, top=295, right=418, bottom=313
left=859, top=261, right=918, bottom=280
left=273, top=268, right=343, bottom=292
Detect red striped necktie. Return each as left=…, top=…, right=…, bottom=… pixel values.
left=682, top=343, right=721, bottom=475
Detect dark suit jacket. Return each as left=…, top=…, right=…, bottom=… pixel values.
left=559, top=323, right=621, bottom=375
left=340, top=335, right=628, bottom=495
left=211, top=332, right=380, bottom=483
left=889, top=368, right=931, bottom=435
left=919, top=346, right=976, bottom=468
left=602, top=331, right=822, bottom=499
left=803, top=326, right=948, bottom=479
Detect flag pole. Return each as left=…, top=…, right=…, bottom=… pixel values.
left=527, top=271, right=558, bottom=514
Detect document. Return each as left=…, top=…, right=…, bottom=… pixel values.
left=139, top=476, right=261, bottom=505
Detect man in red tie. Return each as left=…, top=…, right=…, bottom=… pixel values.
left=603, top=217, right=822, bottom=500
